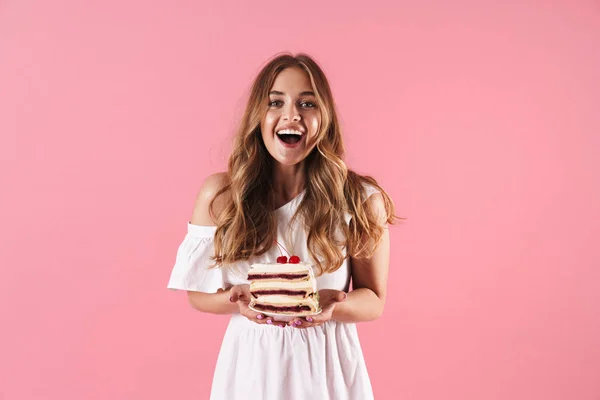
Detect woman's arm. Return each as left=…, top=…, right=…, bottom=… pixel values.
left=332, top=192, right=391, bottom=323
left=185, top=172, right=238, bottom=315
left=187, top=288, right=238, bottom=315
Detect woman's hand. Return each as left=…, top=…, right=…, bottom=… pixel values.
left=228, top=284, right=287, bottom=328
left=287, top=289, right=347, bottom=329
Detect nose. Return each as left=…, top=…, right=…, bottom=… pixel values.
left=282, top=103, right=301, bottom=122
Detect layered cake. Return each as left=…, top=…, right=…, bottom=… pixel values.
left=248, top=260, right=320, bottom=315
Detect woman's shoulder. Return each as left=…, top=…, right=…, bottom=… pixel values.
left=190, top=172, right=231, bottom=226
left=359, top=180, right=381, bottom=201
left=346, top=171, right=393, bottom=225
left=347, top=170, right=383, bottom=200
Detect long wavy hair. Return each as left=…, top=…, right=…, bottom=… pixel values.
left=209, top=52, right=401, bottom=274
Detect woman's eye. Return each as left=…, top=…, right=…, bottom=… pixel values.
left=268, top=100, right=316, bottom=108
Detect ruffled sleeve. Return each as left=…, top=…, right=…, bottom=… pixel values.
left=167, top=223, right=226, bottom=293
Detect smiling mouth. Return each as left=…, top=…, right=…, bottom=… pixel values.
left=277, top=133, right=303, bottom=144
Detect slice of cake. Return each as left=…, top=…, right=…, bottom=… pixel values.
left=248, top=261, right=320, bottom=315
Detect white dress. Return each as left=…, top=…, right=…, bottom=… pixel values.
left=167, top=184, right=380, bottom=400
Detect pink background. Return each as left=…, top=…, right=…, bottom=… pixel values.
left=1, top=1, right=599, bottom=399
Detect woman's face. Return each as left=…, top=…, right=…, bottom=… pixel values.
left=260, top=67, right=321, bottom=167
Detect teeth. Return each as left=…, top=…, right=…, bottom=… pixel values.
left=276, top=129, right=303, bottom=135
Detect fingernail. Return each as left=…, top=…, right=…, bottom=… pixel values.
left=294, top=320, right=302, bottom=325
left=306, top=317, right=313, bottom=322
left=266, top=319, right=273, bottom=325
left=256, top=314, right=263, bottom=319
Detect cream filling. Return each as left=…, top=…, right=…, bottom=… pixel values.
left=250, top=292, right=321, bottom=313
left=253, top=294, right=319, bottom=306
left=250, top=280, right=317, bottom=293
left=249, top=262, right=314, bottom=274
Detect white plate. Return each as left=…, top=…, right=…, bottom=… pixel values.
left=248, top=305, right=322, bottom=322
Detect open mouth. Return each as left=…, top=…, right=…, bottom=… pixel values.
left=276, top=128, right=304, bottom=147
left=277, top=133, right=302, bottom=144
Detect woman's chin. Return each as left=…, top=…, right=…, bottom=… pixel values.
left=273, top=153, right=306, bottom=167
left=276, top=158, right=302, bottom=167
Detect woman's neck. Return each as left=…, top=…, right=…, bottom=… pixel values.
left=271, top=162, right=306, bottom=201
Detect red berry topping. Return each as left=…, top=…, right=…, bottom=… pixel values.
left=289, top=255, right=300, bottom=263
left=276, top=256, right=288, bottom=263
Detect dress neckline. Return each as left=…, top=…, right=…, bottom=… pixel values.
left=274, top=189, right=306, bottom=212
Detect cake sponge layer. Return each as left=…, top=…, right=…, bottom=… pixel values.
left=251, top=294, right=320, bottom=314
left=250, top=279, right=316, bottom=298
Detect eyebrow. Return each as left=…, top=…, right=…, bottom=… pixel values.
left=269, top=90, right=315, bottom=96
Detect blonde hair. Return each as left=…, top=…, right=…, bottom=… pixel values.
left=210, top=52, right=401, bottom=274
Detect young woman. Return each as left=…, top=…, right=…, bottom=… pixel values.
left=168, top=53, right=397, bottom=399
